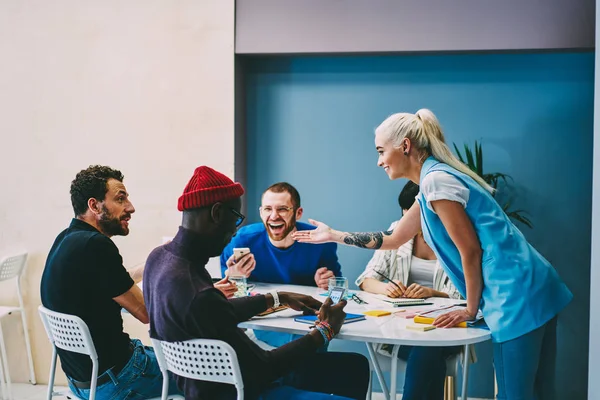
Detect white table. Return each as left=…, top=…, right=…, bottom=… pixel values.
left=238, top=283, right=491, bottom=400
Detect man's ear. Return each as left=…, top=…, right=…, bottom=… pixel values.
left=296, top=206, right=303, bottom=220
left=88, top=198, right=102, bottom=215
left=210, top=202, right=223, bottom=224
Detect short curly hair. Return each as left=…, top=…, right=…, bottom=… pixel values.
left=70, top=165, right=124, bottom=217
left=262, top=182, right=301, bottom=209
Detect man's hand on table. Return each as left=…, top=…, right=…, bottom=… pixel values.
left=274, top=292, right=323, bottom=315
left=225, top=252, right=256, bottom=278
left=314, top=267, right=335, bottom=289
left=214, top=276, right=237, bottom=298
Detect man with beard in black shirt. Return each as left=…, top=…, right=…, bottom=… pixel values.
left=41, top=165, right=180, bottom=400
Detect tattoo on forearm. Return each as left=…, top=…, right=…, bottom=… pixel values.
left=343, top=230, right=393, bottom=249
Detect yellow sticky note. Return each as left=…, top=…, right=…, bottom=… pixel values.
left=406, top=324, right=436, bottom=332
left=363, top=310, right=392, bottom=317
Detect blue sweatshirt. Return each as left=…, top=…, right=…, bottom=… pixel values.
left=220, top=222, right=342, bottom=285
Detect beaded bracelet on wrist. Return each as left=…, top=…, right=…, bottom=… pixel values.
left=315, top=325, right=330, bottom=346
left=318, top=321, right=335, bottom=340
left=314, top=321, right=334, bottom=342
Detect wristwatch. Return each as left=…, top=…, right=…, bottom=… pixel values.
left=268, top=290, right=280, bottom=308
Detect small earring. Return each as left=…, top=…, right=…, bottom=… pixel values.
left=404, top=151, right=408, bottom=156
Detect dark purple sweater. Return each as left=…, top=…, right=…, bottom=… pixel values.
left=143, top=226, right=320, bottom=400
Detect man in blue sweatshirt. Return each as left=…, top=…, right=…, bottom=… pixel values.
left=220, top=182, right=342, bottom=347
left=220, top=182, right=341, bottom=287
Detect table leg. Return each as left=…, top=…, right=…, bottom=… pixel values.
left=461, top=344, right=470, bottom=400
left=365, top=343, right=390, bottom=400
left=390, top=345, right=400, bottom=400
left=366, top=369, right=372, bottom=400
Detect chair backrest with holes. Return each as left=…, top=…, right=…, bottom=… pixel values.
left=0, top=253, right=27, bottom=282
left=151, top=338, right=243, bottom=387
left=38, top=305, right=98, bottom=360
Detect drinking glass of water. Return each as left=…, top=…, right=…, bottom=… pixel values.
left=328, top=277, right=348, bottom=296
left=228, top=275, right=248, bottom=298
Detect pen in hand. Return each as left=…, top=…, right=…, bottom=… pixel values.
left=373, top=270, right=405, bottom=297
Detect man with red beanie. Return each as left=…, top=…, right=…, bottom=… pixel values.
left=143, top=166, right=369, bottom=400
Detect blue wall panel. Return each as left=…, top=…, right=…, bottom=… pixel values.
left=244, top=52, right=593, bottom=398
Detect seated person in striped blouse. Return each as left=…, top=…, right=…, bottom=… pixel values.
left=355, top=181, right=462, bottom=400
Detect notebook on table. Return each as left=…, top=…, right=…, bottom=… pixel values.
left=381, top=298, right=427, bottom=307
left=294, top=313, right=366, bottom=325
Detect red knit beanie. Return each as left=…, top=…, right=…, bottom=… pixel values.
left=177, top=166, right=245, bottom=211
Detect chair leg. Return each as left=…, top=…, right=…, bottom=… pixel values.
left=0, top=323, right=12, bottom=400
left=47, top=348, right=57, bottom=400
left=18, top=309, right=36, bottom=384
left=0, top=344, right=7, bottom=400
left=89, top=362, right=98, bottom=400
left=160, top=370, right=169, bottom=400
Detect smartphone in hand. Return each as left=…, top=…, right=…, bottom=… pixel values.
left=233, top=247, right=250, bottom=262
left=329, top=287, right=346, bottom=305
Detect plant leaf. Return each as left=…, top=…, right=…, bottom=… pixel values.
left=506, top=211, right=533, bottom=228
left=484, top=173, right=512, bottom=186
left=475, top=140, right=483, bottom=176
left=454, top=141, right=533, bottom=228
left=453, top=143, right=465, bottom=164
left=465, top=145, right=476, bottom=172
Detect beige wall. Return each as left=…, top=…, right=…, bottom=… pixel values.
left=0, top=1, right=235, bottom=385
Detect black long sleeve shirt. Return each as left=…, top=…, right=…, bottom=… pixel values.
left=143, top=226, right=319, bottom=400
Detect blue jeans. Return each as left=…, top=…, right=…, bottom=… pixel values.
left=67, top=339, right=182, bottom=400
left=258, top=352, right=370, bottom=400
left=397, top=345, right=462, bottom=400
left=494, top=317, right=557, bottom=400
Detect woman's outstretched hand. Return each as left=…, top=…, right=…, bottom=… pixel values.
left=291, top=219, right=335, bottom=244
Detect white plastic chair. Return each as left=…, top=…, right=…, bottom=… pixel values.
left=38, top=306, right=182, bottom=400
left=151, top=338, right=244, bottom=400
left=0, top=253, right=37, bottom=400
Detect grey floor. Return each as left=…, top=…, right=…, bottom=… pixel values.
left=5, top=384, right=391, bottom=399
left=8, top=383, right=492, bottom=399
left=3, top=383, right=70, bottom=399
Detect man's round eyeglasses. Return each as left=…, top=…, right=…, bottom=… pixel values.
left=259, top=206, right=295, bottom=217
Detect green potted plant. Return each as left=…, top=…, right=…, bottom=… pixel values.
left=453, top=141, right=533, bottom=228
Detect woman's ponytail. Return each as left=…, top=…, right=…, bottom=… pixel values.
left=415, top=109, right=494, bottom=193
